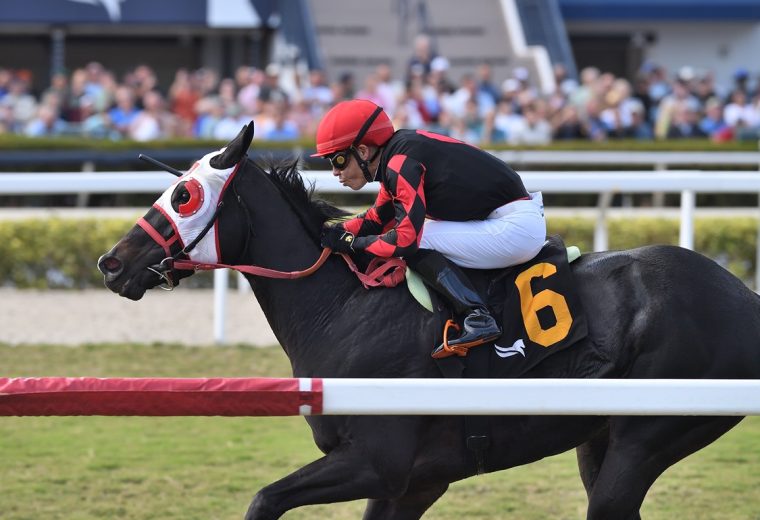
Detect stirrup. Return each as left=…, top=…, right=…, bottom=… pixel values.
left=431, top=319, right=499, bottom=359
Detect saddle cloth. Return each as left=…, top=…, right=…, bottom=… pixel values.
left=412, top=235, right=588, bottom=379
left=484, top=235, right=587, bottom=378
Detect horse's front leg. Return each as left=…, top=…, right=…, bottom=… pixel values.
left=245, top=427, right=418, bottom=519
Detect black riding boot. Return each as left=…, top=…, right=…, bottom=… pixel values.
left=407, top=249, right=502, bottom=355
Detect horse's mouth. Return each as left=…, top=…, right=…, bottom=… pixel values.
left=104, top=269, right=162, bottom=301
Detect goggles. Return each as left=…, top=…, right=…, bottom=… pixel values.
left=327, top=149, right=352, bottom=170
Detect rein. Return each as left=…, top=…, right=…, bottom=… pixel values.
left=171, top=248, right=332, bottom=280
left=170, top=249, right=406, bottom=289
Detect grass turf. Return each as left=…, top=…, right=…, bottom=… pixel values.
left=0, top=343, right=758, bottom=519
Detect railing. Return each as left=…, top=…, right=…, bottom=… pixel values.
left=3, top=169, right=760, bottom=343
left=2, top=377, right=760, bottom=416
left=490, top=150, right=760, bottom=168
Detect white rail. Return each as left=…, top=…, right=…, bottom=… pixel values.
left=321, top=379, right=760, bottom=416
left=3, top=169, right=760, bottom=194
left=490, top=150, right=760, bottom=167
left=3, top=169, right=760, bottom=343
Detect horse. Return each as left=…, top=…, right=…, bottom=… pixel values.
left=98, top=123, right=760, bottom=519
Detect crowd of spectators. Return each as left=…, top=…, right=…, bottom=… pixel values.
left=1, top=47, right=759, bottom=146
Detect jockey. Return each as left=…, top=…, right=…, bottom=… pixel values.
left=314, top=99, right=546, bottom=356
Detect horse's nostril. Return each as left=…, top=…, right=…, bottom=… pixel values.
left=98, top=254, right=123, bottom=276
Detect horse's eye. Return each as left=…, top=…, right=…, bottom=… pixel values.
left=171, top=179, right=205, bottom=217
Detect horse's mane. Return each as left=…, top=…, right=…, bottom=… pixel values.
left=261, top=159, right=350, bottom=225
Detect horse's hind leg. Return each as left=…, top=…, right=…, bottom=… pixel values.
left=576, top=425, right=609, bottom=499
left=585, top=416, right=742, bottom=520
left=363, top=482, right=449, bottom=520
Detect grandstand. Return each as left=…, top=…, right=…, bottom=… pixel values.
left=0, top=1, right=758, bottom=91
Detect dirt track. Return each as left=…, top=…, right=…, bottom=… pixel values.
left=0, top=288, right=278, bottom=346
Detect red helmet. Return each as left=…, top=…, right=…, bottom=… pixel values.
left=312, top=100, right=394, bottom=157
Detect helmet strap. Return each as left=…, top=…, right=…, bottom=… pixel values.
left=351, top=145, right=382, bottom=183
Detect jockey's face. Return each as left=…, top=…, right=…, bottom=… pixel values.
left=331, top=144, right=370, bottom=190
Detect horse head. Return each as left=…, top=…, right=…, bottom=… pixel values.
left=98, top=123, right=262, bottom=300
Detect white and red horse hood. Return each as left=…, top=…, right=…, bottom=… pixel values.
left=150, top=147, right=240, bottom=264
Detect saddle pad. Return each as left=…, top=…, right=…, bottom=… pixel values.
left=486, top=235, right=588, bottom=378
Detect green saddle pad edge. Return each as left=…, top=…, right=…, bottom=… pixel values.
left=406, top=245, right=582, bottom=313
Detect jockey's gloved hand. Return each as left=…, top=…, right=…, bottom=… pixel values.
left=321, top=226, right=356, bottom=253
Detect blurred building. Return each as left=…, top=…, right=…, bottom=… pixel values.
left=1, top=0, right=759, bottom=93
left=561, top=0, right=760, bottom=84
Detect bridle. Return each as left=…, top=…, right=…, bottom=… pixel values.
left=137, top=154, right=239, bottom=290
left=139, top=154, right=404, bottom=290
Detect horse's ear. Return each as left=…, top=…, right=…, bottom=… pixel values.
left=210, top=121, right=255, bottom=170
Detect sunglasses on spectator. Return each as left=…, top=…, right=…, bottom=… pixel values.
left=328, top=149, right=352, bottom=170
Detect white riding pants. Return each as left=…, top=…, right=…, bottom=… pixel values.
left=419, top=192, right=546, bottom=269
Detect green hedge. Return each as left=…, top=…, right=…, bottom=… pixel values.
left=0, top=216, right=757, bottom=289
left=548, top=216, right=757, bottom=284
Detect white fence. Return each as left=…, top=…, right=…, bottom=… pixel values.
left=3, top=169, right=760, bottom=343
left=320, top=378, right=760, bottom=416
left=490, top=150, right=760, bottom=168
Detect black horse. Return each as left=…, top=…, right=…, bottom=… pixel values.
left=99, top=124, right=760, bottom=519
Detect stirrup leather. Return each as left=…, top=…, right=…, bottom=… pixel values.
left=431, top=319, right=498, bottom=359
